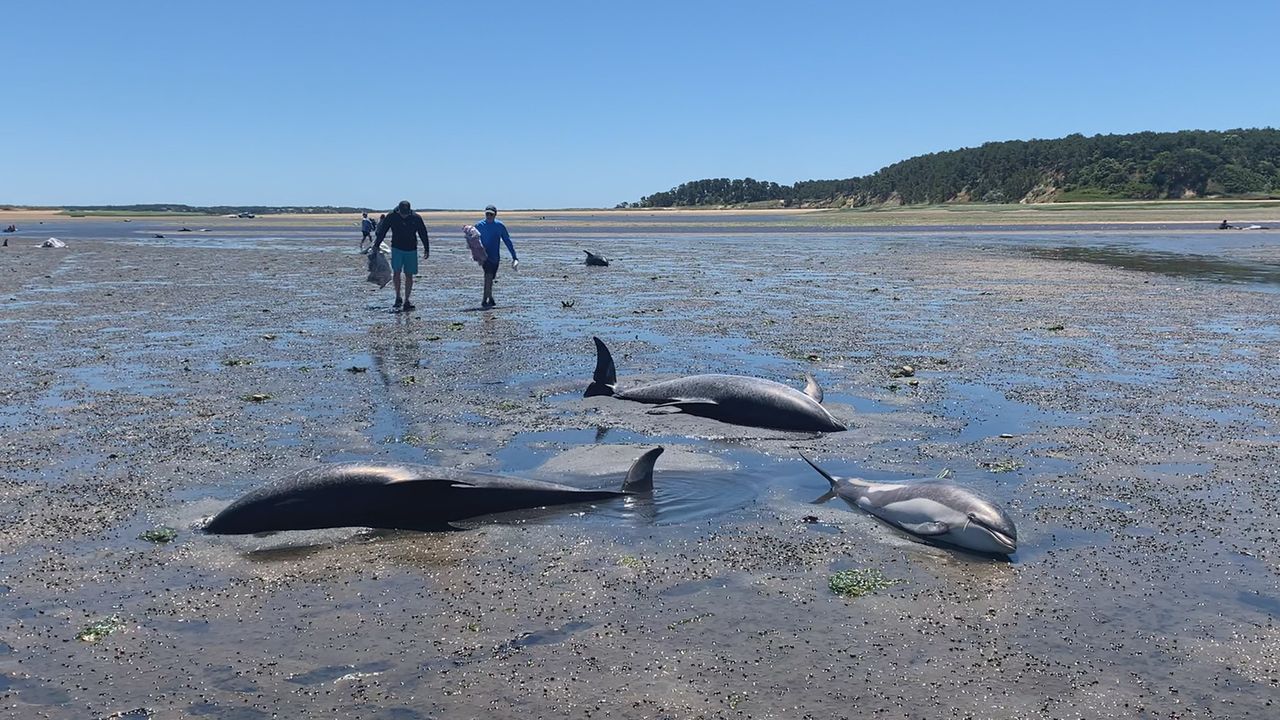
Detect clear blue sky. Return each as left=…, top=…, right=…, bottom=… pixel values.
left=5, top=0, right=1278, bottom=209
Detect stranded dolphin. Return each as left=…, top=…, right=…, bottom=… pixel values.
left=801, top=454, right=1017, bottom=555
left=584, top=250, right=610, bottom=266
left=585, top=337, right=845, bottom=432
left=204, top=447, right=665, bottom=534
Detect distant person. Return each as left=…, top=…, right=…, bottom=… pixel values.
left=474, top=204, right=518, bottom=308
left=1218, top=219, right=1232, bottom=230
left=360, top=212, right=376, bottom=251
left=371, top=200, right=430, bottom=311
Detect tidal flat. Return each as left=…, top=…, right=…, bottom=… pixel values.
left=1, top=215, right=1278, bottom=718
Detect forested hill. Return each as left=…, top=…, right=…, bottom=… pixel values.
left=630, top=129, right=1280, bottom=208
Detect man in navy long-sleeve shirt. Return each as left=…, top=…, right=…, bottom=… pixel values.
left=474, top=204, right=518, bottom=308
left=373, top=200, right=430, bottom=311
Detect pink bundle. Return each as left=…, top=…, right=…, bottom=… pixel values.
left=462, top=225, right=487, bottom=264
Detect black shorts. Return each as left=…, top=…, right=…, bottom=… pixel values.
left=482, top=260, right=499, bottom=278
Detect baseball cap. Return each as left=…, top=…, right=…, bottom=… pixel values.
left=396, top=200, right=412, bottom=212
left=484, top=205, right=497, bottom=214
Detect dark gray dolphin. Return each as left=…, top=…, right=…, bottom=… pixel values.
left=585, top=337, right=845, bottom=432
left=802, top=454, right=1017, bottom=555
left=584, top=250, right=610, bottom=266
left=204, top=447, right=664, bottom=534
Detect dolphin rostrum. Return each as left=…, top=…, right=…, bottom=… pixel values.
left=584, top=337, right=845, bottom=432
left=801, top=454, right=1017, bottom=555
left=204, top=447, right=665, bottom=534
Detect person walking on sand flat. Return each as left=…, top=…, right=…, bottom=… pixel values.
left=372, top=200, right=430, bottom=311
left=474, top=204, right=518, bottom=308
left=359, top=212, right=376, bottom=252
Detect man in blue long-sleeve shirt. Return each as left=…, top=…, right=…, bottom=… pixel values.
left=372, top=200, right=430, bottom=311
left=474, top=204, right=518, bottom=308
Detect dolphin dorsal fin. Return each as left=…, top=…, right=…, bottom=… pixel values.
left=621, top=447, right=664, bottom=492
left=585, top=337, right=618, bottom=397
left=802, top=374, right=824, bottom=403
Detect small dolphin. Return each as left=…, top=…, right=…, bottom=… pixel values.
left=802, top=454, right=1017, bottom=555
left=585, top=337, right=845, bottom=432
left=584, top=250, right=610, bottom=266
left=204, top=447, right=664, bottom=534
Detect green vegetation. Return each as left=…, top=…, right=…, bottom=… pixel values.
left=77, top=615, right=125, bottom=642
left=828, top=568, right=900, bottom=598
left=632, top=128, right=1280, bottom=207
left=138, top=526, right=178, bottom=543
left=980, top=459, right=1023, bottom=473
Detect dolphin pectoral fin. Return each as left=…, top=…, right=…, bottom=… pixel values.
left=385, top=519, right=469, bottom=532
left=621, top=446, right=664, bottom=492
left=647, top=398, right=719, bottom=415
left=585, top=337, right=618, bottom=397
left=903, top=521, right=950, bottom=536
left=803, top=374, right=824, bottom=403
left=810, top=490, right=837, bottom=504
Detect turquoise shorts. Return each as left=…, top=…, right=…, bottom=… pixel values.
left=390, top=248, right=418, bottom=275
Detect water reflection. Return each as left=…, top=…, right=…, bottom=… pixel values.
left=1027, top=245, right=1280, bottom=286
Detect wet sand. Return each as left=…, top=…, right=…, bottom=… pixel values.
left=1, top=217, right=1278, bottom=718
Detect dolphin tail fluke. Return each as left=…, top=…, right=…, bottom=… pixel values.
left=802, top=452, right=840, bottom=504
left=584, top=336, right=618, bottom=397
left=621, top=446, right=664, bottom=492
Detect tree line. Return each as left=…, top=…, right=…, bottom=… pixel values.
left=58, top=204, right=372, bottom=215
left=627, top=128, right=1280, bottom=208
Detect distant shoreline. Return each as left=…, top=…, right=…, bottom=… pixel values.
left=1, top=200, right=1277, bottom=228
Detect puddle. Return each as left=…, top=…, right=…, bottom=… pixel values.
left=1027, top=245, right=1280, bottom=288
left=512, top=620, right=594, bottom=647
left=286, top=661, right=392, bottom=686
left=66, top=364, right=171, bottom=396
left=1138, top=461, right=1214, bottom=478
left=660, top=577, right=734, bottom=598
left=187, top=703, right=270, bottom=719
left=935, top=381, right=1079, bottom=443
left=1236, top=589, right=1280, bottom=618
left=491, top=427, right=673, bottom=472
left=0, top=674, right=73, bottom=706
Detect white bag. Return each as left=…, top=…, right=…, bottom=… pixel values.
left=366, top=249, right=392, bottom=289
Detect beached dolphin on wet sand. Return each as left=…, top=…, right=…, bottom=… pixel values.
left=584, top=250, right=610, bottom=266
left=802, top=453, right=1018, bottom=555
left=204, top=447, right=665, bottom=534
left=585, top=337, right=845, bottom=432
